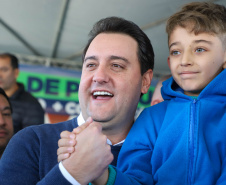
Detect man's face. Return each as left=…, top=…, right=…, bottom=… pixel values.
left=0, top=94, right=13, bottom=153
left=168, top=26, right=226, bottom=96
left=0, top=57, right=18, bottom=91
left=79, top=33, right=151, bottom=132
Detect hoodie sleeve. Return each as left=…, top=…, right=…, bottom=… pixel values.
left=113, top=106, right=164, bottom=185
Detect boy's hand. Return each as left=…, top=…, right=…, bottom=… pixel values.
left=92, top=168, right=109, bottom=185
left=62, top=122, right=113, bottom=184
left=57, top=131, right=76, bottom=162
left=57, top=117, right=93, bottom=162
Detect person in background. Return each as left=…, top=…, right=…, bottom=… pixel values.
left=150, top=74, right=171, bottom=106
left=58, top=2, right=226, bottom=185
left=0, top=16, right=154, bottom=185
left=0, top=88, right=13, bottom=159
left=0, top=53, right=44, bottom=133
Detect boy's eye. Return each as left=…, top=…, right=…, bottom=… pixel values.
left=195, top=48, right=205, bottom=53
left=171, top=50, right=180, bottom=55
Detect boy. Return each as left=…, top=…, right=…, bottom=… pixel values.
left=58, top=2, right=226, bottom=185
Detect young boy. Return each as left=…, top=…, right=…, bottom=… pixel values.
left=58, top=2, right=226, bottom=184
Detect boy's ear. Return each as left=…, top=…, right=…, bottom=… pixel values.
left=223, top=61, right=226, bottom=69
left=141, top=69, right=153, bottom=94
left=223, top=50, right=226, bottom=69
left=167, top=56, right=171, bottom=68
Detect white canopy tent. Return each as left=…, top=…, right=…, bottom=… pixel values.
left=0, top=0, right=224, bottom=77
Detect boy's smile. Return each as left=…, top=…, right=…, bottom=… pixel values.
left=168, top=26, right=226, bottom=96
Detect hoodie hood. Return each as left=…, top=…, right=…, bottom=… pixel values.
left=161, top=69, right=226, bottom=103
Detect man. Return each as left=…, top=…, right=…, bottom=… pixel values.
left=0, top=88, right=13, bottom=159
left=0, top=16, right=154, bottom=184
left=150, top=74, right=171, bottom=106
left=0, top=53, right=44, bottom=133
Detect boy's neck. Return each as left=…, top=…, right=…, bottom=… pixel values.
left=184, top=91, right=200, bottom=97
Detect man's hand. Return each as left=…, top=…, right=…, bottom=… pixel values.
left=57, top=117, right=93, bottom=162
left=62, top=122, right=114, bottom=185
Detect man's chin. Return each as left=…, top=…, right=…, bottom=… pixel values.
left=91, top=114, right=113, bottom=123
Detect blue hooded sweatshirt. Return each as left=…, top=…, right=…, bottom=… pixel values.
left=114, top=69, right=226, bottom=185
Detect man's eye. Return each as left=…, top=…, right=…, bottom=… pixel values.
left=195, top=48, right=205, bottom=53
left=86, top=63, right=95, bottom=68
left=2, top=113, right=11, bottom=117
left=112, top=64, right=122, bottom=68
left=0, top=68, right=8, bottom=72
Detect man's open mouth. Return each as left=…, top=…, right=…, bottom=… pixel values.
left=93, top=91, right=113, bottom=99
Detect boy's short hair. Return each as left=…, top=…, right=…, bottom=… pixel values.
left=166, top=2, right=226, bottom=43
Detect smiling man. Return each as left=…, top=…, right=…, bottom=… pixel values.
left=78, top=32, right=150, bottom=145
left=0, top=88, right=13, bottom=159
left=0, top=16, right=154, bottom=184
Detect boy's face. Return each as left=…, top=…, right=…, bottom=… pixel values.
left=168, top=26, right=226, bottom=96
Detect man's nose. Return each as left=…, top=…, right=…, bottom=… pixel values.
left=0, top=113, right=6, bottom=126
left=93, top=65, right=109, bottom=83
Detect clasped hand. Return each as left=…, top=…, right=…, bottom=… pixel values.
left=57, top=117, right=113, bottom=185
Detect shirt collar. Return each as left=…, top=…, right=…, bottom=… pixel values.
left=77, top=113, right=85, bottom=126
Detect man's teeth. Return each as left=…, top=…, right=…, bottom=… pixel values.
left=93, top=91, right=113, bottom=96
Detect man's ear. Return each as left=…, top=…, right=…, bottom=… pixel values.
left=14, top=69, right=19, bottom=78
left=141, top=69, right=153, bottom=94
left=167, top=56, right=171, bottom=68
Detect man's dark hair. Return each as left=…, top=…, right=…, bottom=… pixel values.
left=82, top=16, right=154, bottom=75
left=0, top=53, right=19, bottom=69
left=0, top=88, right=13, bottom=113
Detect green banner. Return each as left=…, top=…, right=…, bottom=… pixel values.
left=18, top=65, right=155, bottom=112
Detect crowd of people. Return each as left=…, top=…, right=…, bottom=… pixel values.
left=0, top=53, right=44, bottom=133
left=0, top=2, right=225, bottom=185
left=0, top=53, right=44, bottom=160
